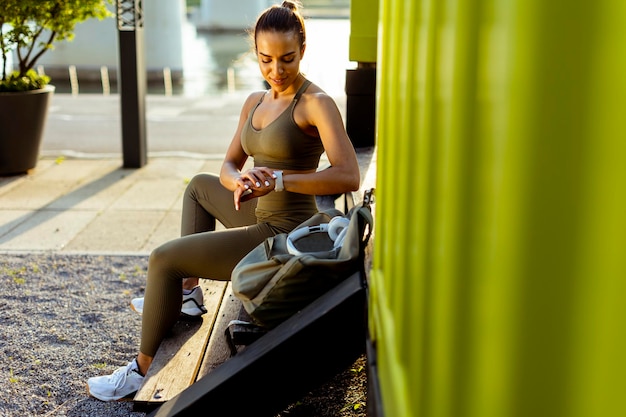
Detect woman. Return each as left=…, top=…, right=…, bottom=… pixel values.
left=87, top=0, right=360, bottom=401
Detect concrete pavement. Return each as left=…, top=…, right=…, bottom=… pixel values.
left=0, top=154, right=221, bottom=255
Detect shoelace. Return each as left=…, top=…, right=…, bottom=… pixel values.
left=109, top=362, right=135, bottom=390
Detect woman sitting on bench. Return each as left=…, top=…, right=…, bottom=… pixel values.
left=87, top=0, right=360, bottom=401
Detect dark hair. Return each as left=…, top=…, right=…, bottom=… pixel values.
left=253, top=1, right=306, bottom=50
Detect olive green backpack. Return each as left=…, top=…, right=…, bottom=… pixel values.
left=231, top=193, right=374, bottom=330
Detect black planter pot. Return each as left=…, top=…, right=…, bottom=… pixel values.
left=0, top=85, right=55, bottom=176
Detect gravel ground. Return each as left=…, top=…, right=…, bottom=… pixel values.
left=1, top=253, right=148, bottom=417
left=0, top=253, right=366, bottom=417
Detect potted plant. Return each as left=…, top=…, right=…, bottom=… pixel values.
left=0, top=0, right=112, bottom=175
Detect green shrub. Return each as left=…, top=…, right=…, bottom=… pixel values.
left=0, top=69, right=50, bottom=92
left=0, top=0, right=113, bottom=91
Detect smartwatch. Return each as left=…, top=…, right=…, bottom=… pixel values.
left=274, top=170, right=284, bottom=192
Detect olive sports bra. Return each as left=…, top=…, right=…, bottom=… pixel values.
left=240, top=79, right=324, bottom=171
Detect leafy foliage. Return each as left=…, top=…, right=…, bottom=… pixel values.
left=0, top=0, right=112, bottom=91
left=0, top=69, right=49, bottom=92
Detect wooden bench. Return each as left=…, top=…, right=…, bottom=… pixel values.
left=132, top=146, right=377, bottom=412
left=132, top=280, right=242, bottom=409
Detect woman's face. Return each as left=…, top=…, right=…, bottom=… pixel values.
left=256, top=30, right=305, bottom=92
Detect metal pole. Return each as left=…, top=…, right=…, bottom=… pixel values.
left=117, top=0, right=147, bottom=168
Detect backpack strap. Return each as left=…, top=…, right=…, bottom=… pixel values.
left=347, top=188, right=375, bottom=252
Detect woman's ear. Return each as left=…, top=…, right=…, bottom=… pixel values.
left=300, top=42, right=306, bottom=58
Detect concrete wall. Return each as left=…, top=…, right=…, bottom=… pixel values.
left=36, top=0, right=185, bottom=82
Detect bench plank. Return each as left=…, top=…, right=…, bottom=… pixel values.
left=133, top=280, right=227, bottom=405
left=197, top=284, right=243, bottom=379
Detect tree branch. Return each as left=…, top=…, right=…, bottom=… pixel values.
left=25, top=28, right=57, bottom=74
left=0, top=20, right=7, bottom=80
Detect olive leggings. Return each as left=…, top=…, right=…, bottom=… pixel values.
left=140, top=173, right=316, bottom=356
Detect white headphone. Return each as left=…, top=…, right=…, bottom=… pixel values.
left=286, top=216, right=350, bottom=257
left=328, top=216, right=350, bottom=248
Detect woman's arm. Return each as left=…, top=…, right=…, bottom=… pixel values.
left=282, top=92, right=361, bottom=195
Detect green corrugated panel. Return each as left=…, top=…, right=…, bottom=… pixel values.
left=371, top=0, right=626, bottom=416
left=349, top=0, right=379, bottom=62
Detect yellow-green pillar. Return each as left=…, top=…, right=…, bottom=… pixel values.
left=371, top=1, right=626, bottom=416
left=345, top=0, right=378, bottom=147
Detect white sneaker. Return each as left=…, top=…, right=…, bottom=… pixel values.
left=87, top=359, right=144, bottom=401
left=130, top=285, right=208, bottom=317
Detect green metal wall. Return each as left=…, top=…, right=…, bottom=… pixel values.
left=370, top=0, right=626, bottom=416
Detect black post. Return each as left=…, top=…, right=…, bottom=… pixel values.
left=345, top=63, right=377, bottom=148
left=117, top=0, right=147, bottom=168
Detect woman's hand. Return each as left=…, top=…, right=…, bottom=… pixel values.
left=239, top=167, right=276, bottom=190
left=233, top=167, right=277, bottom=210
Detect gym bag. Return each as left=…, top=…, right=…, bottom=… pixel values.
left=231, top=190, right=374, bottom=329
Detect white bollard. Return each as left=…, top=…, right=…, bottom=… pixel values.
left=69, top=65, right=79, bottom=96
left=100, top=66, right=110, bottom=96
left=163, top=67, right=173, bottom=96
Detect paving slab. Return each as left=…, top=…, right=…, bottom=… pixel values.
left=109, top=179, right=186, bottom=211
left=45, top=164, right=132, bottom=211
left=0, top=210, right=36, bottom=239
left=0, top=209, right=99, bottom=251
left=64, top=210, right=167, bottom=253
left=0, top=179, right=77, bottom=210
left=141, top=209, right=184, bottom=252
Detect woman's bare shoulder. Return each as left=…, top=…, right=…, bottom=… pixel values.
left=301, top=85, right=340, bottom=115
left=301, top=82, right=337, bottom=105
left=240, top=90, right=267, bottom=114
left=245, top=90, right=266, bottom=104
